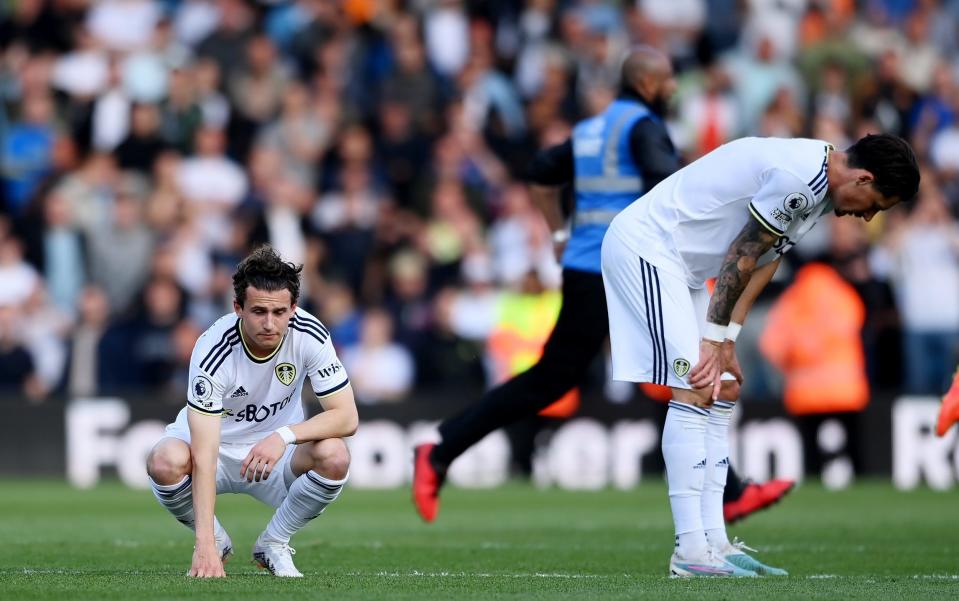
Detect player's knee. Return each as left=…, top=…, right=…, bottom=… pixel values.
left=719, top=380, right=741, bottom=401
left=146, top=440, right=192, bottom=484
left=309, top=438, right=350, bottom=480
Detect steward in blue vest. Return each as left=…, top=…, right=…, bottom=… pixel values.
left=413, top=47, right=795, bottom=525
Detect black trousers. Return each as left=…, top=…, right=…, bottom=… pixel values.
left=434, top=269, right=609, bottom=465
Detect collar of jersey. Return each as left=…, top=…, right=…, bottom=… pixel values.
left=236, top=319, right=286, bottom=363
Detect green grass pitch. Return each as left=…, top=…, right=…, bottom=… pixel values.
left=1, top=479, right=957, bottom=600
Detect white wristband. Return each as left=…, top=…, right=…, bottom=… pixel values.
left=725, top=321, right=742, bottom=343
left=703, top=322, right=727, bottom=343
left=551, top=229, right=570, bottom=244
left=275, top=426, right=296, bottom=445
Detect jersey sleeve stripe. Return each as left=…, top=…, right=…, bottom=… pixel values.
left=289, top=323, right=327, bottom=344
left=748, top=203, right=785, bottom=236
left=314, top=378, right=350, bottom=398
left=187, top=401, right=223, bottom=416
left=208, top=345, right=235, bottom=376
left=290, top=317, right=328, bottom=340
left=291, top=316, right=329, bottom=341
left=293, top=313, right=330, bottom=337
left=199, top=328, right=236, bottom=371
left=200, top=333, right=239, bottom=373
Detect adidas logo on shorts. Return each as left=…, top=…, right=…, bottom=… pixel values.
left=230, top=386, right=249, bottom=398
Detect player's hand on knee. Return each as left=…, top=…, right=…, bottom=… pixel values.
left=690, top=339, right=722, bottom=398
left=189, top=544, right=225, bottom=578
left=241, top=434, right=286, bottom=482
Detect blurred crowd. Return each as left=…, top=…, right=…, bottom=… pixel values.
left=1, top=0, right=958, bottom=407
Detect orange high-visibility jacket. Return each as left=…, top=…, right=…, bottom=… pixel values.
left=759, top=263, right=869, bottom=415
left=487, top=291, right=580, bottom=418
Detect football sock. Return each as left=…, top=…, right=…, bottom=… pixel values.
left=263, top=471, right=347, bottom=543
left=149, top=475, right=226, bottom=540
left=704, top=401, right=734, bottom=549
left=663, top=402, right=709, bottom=558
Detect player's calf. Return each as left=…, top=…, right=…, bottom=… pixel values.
left=259, top=437, right=350, bottom=562
left=146, top=438, right=232, bottom=560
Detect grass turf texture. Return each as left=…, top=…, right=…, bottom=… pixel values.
left=1, top=480, right=957, bottom=600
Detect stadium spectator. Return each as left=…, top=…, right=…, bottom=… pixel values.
left=0, top=302, right=40, bottom=400
left=86, top=181, right=154, bottom=316
left=0, top=232, right=40, bottom=309
left=115, top=103, right=169, bottom=174
left=2, top=91, right=58, bottom=214
left=760, top=261, right=870, bottom=478
left=341, top=307, right=415, bottom=404
left=882, top=182, right=959, bottom=394
left=65, top=285, right=111, bottom=398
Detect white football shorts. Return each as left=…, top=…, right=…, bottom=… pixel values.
left=602, top=230, right=733, bottom=390
left=162, top=411, right=298, bottom=508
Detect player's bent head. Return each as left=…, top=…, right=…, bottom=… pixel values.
left=846, top=133, right=920, bottom=205
left=232, top=245, right=303, bottom=308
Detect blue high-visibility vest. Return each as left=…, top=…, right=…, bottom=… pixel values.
left=566, top=99, right=654, bottom=273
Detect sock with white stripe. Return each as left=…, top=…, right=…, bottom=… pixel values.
left=263, top=471, right=347, bottom=543
left=703, top=401, right=734, bottom=550
left=149, top=475, right=226, bottom=539
left=663, top=402, right=709, bottom=559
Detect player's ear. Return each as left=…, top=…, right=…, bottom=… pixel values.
left=233, top=299, right=242, bottom=315
left=857, top=171, right=875, bottom=186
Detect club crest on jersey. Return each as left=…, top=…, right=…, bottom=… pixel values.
left=783, top=192, right=808, bottom=214
left=673, top=358, right=690, bottom=377
left=275, top=363, right=296, bottom=386
left=192, top=375, right=213, bottom=402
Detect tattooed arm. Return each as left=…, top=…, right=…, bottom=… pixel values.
left=707, top=218, right=781, bottom=325
left=730, top=257, right=781, bottom=326
left=689, top=218, right=780, bottom=400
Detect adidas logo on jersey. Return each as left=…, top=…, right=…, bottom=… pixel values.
left=230, top=386, right=249, bottom=398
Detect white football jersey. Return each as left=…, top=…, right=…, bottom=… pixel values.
left=181, top=307, right=350, bottom=444
left=608, top=137, right=834, bottom=287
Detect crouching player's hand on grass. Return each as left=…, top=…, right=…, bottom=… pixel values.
left=189, top=542, right=226, bottom=578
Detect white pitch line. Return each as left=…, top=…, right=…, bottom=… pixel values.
left=348, top=571, right=612, bottom=579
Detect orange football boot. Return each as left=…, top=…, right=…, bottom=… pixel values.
left=935, top=366, right=959, bottom=437
left=412, top=444, right=444, bottom=523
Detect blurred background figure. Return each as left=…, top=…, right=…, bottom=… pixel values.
left=341, top=307, right=414, bottom=404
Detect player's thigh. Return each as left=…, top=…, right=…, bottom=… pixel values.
left=691, top=286, right=739, bottom=399
left=602, top=243, right=700, bottom=388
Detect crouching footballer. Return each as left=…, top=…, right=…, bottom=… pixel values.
left=146, top=246, right=358, bottom=577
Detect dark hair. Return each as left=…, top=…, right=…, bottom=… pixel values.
left=232, top=245, right=302, bottom=307
left=845, top=134, right=920, bottom=203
